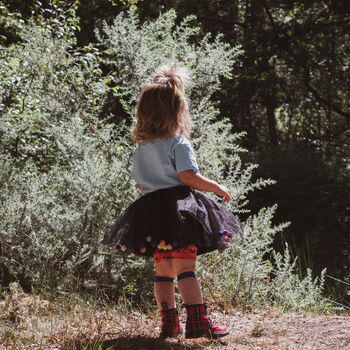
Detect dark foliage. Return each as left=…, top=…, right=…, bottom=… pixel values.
left=2, top=0, right=349, bottom=305
left=245, top=148, right=350, bottom=305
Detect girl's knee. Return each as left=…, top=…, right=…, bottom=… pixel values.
left=173, top=258, right=196, bottom=275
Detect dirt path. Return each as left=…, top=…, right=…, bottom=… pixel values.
left=99, top=309, right=350, bottom=350
left=206, top=310, right=350, bottom=349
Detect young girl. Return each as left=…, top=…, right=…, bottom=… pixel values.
left=103, top=64, right=242, bottom=339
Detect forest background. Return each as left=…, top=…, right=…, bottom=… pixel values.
left=0, top=0, right=349, bottom=310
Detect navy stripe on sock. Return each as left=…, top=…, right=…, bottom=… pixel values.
left=154, top=276, right=174, bottom=282
left=177, top=271, right=195, bottom=281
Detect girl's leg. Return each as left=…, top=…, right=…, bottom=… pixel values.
left=154, top=258, right=183, bottom=338
left=154, top=259, right=176, bottom=309
left=173, top=258, right=203, bottom=305
left=173, top=257, right=229, bottom=339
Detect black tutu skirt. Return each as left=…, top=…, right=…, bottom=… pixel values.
left=103, top=186, right=243, bottom=257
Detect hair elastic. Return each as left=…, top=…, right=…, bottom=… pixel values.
left=177, top=271, right=195, bottom=281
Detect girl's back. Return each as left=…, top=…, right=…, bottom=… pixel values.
left=132, top=135, right=198, bottom=194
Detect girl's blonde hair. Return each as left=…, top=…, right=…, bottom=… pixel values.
left=131, top=64, right=192, bottom=143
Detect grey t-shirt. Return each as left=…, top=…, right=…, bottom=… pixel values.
left=131, top=135, right=199, bottom=194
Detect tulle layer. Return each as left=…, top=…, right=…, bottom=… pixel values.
left=103, top=186, right=243, bottom=257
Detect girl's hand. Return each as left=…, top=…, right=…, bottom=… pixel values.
left=215, top=184, right=231, bottom=203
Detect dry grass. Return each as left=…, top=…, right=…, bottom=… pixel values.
left=1, top=283, right=349, bottom=350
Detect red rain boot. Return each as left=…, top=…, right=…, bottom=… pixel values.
left=184, top=304, right=229, bottom=339
left=159, top=302, right=183, bottom=338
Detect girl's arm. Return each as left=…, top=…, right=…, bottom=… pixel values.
left=178, top=170, right=231, bottom=202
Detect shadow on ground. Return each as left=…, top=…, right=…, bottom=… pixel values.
left=80, top=336, right=216, bottom=350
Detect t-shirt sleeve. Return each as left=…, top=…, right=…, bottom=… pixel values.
left=174, top=138, right=199, bottom=174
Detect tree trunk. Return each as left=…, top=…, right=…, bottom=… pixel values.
left=266, top=103, right=278, bottom=146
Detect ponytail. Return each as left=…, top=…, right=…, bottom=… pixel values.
left=153, top=63, right=189, bottom=93
left=132, top=63, right=192, bottom=143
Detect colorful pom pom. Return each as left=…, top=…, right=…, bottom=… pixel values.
left=225, top=236, right=231, bottom=242
left=140, top=247, right=146, bottom=254
left=218, top=231, right=224, bottom=236
left=162, top=245, right=167, bottom=250
left=116, top=244, right=121, bottom=250
left=227, top=232, right=233, bottom=238
left=223, top=230, right=228, bottom=235
left=146, top=236, right=152, bottom=242
left=159, top=240, right=166, bottom=246
left=167, top=244, right=173, bottom=250
left=121, top=245, right=127, bottom=252
left=157, top=243, right=162, bottom=250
